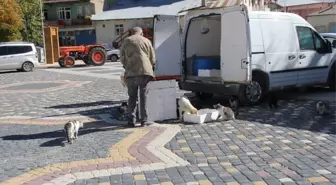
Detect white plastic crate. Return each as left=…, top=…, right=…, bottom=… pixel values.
left=183, top=109, right=219, bottom=124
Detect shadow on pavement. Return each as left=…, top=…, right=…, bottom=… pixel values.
left=1, top=120, right=130, bottom=147
left=46, top=100, right=124, bottom=109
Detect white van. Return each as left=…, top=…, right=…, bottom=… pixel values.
left=153, top=5, right=336, bottom=104
left=0, top=42, right=39, bottom=72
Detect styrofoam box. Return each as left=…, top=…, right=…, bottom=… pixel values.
left=198, top=69, right=221, bottom=77
left=137, top=80, right=177, bottom=121
left=147, top=80, right=177, bottom=90
left=183, top=109, right=219, bottom=124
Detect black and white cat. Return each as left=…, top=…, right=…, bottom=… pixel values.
left=316, top=101, right=331, bottom=115
left=213, top=103, right=235, bottom=121
left=117, top=102, right=128, bottom=120
left=229, top=96, right=240, bottom=116
left=268, top=91, right=278, bottom=109
left=64, top=120, right=84, bottom=144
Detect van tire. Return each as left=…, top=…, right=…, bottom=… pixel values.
left=195, top=92, right=214, bottom=100
left=239, top=73, right=266, bottom=105
left=21, top=62, right=34, bottom=72
left=328, top=68, right=335, bottom=91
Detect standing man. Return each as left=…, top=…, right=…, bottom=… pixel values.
left=120, top=27, right=156, bottom=127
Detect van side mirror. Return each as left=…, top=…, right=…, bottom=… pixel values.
left=332, top=40, right=336, bottom=48
left=325, top=40, right=332, bottom=53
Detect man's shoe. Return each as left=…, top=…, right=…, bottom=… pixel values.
left=141, top=121, right=154, bottom=126
left=127, top=122, right=135, bottom=127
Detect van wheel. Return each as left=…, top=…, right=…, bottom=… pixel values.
left=195, top=92, right=214, bottom=100
left=239, top=74, right=265, bottom=105
left=21, top=62, right=34, bottom=72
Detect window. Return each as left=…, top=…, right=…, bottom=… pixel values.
left=89, top=30, right=95, bottom=35
left=44, top=9, right=48, bottom=20
left=5, top=46, right=32, bottom=55
left=58, top=7, right=71, bottom=20
left=315, top=26, right=326, bottom=33
left=84, top=5, right=92, bottom=15
left=313, top=32, right=324, bottom=51
left=0, top=46, right=7, bottom=56
left=296, top=26, right=326, bottom=52
left=115, top=24, right=124, bottom=36
left=77, top=6, right=83, bottom=18
left=296, top=27, right=315, bottom=50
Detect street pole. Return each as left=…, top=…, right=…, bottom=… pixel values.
left=39, top=0, right=47, bottom=63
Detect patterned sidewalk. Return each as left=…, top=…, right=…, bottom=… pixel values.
left=0, top=115, right=190, bottom=185
left=0, top=110, right=335, bottom=185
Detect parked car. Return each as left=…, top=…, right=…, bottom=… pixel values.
left=106, top=49, right=120, bottom=62
left=321, top=33, right=336, bottom=47
left=151, top=5, right=336, bottom=105
left=0, top=42, right=39, bottom=72
left=102, top=42, right=120, bottom=62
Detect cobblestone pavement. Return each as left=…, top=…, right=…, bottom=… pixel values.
left=0, top=64, right=335, bottom=185
left=0, top=65, right=127, bottom=118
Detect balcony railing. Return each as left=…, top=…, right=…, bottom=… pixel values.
left=44, top=19, right=92, bottom=27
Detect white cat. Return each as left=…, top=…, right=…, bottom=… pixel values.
left=178, top=96, right=198, bottom=121
left=64, top=120, right=84, bottom=144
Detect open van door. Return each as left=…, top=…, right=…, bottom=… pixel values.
left=220, top=5, right=251, bottom=84
left=153, top=15, right=182, bottom=80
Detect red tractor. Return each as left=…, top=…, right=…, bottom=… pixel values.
left=58, top=45, right=106, bottom=68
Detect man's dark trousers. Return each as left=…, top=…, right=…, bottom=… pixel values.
left=126, top=75, right=152, bottom=125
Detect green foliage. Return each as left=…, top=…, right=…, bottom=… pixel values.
left=20, top=0, right=43, bottom=44
left=0, top=0, right=23, bottom=42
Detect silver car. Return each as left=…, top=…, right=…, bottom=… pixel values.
left=0, top=42, right=39, bottom=72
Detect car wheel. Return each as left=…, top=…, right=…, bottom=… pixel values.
left=110, top=54, right=118, bottom=62
left=21, top=62, right=34, bottom=72
left=239, top=74, right=265, bottom=105
left=195, top=92, right=214, bottom=100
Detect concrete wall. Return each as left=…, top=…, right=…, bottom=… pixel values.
left=308, top=14, right=336, bottom=33
left=94, top=18, right=153, bottom=44
left=91, top=0, right=104, bottom=15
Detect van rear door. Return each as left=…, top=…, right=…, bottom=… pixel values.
left=153, top=15, right=182, bottom=80
left=220, top=5, right=251, bottom=84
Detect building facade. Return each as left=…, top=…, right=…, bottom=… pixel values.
left=278, top=2, right=334, bottom=20
left=92, top=0, right=273, bottom=46
left=44, top=0, right=104, bottom=46
left=307, top=5, right=336, bottom=33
